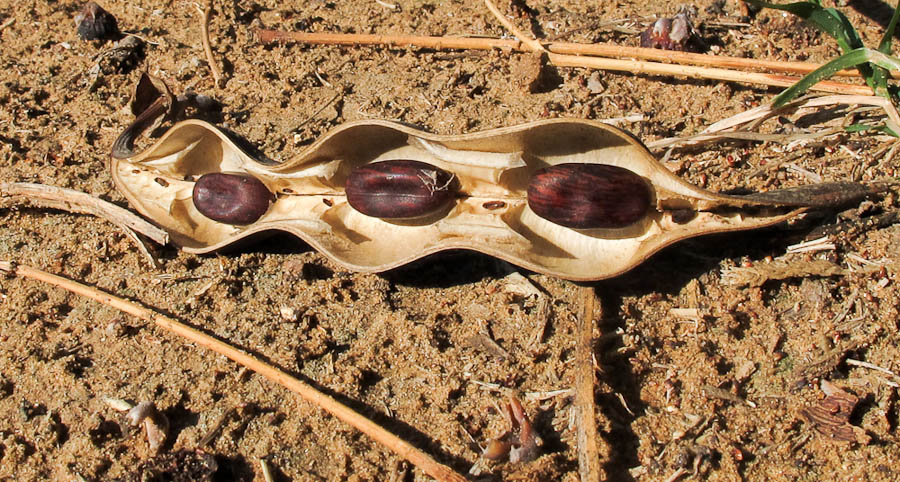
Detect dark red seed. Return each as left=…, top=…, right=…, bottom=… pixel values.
left=346, top=160, right=458, bottom=219
left=482, top=200, right=507, bottom=210
left=527, top=163, right=651, bottom=229
left=193, top=173, right=273, bottom=225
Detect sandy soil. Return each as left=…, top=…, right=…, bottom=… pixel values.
left=1, top=0, right=899, bottom=480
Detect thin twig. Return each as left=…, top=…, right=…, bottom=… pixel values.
left=194, top=1, right=223, bottom=88
left=0, top=261, right=467, bottom=482
left=254, top=31, right=878, bottom=78
left=0, top=182, right=167, bottom=266
left=550, top=54, right=872, bottom=95
left=0, top=182, right=167, bottom=244
left=483, top=0, right=545, bottom=53
left=574, top=285, right=602, bottom=481
left=846, top=358, right=900, bottom=382
left=483, top=0, right=872, bottom=97
left=647, top=94, right=900, bottom=151
left=0, top=17, right=15, bottom=32
left=255, top=27, right=875, bottom=95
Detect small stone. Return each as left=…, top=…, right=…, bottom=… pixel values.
left=280, top=305, right=299, bottom=322
left=586, top=72, right=605, bottom=94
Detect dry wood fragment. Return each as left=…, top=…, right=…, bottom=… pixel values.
left=0, top=261, right=466, bottom=482
left=721, top=258, right=848, bottom=288
left=701, top=385, right=756, bottom=408
left=799, top=380, right=870, bottom=444
left=574, top=285, right=602, bottom=481
left=0, top=182, right=167, bottom=266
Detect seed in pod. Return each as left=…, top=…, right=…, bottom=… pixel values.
left=346, top=160, right=458, bottom=219
left=192, top=173, right=273, bottom=225
left=527, top=163, right=651, bottom=229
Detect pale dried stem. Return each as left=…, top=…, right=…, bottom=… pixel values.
left=482, top=0, right=545, bottom=53
left=703, top=95, right=900, bottom=134
left=846, top=358, right=900, bottom=381
left=481, top=0, right=872, bottom=96
left=253, top=31, right=876, bottom=79
left=256, top=19, right=876, bottom=95
left=0, top=261, right=466, bottom=482
left=574, top=286, right=602, bottom=481
left=195, top=0, right=223, bottom=88
left=647, top=94, right=900, bottom=150
left=0, top=182, right=167, bottom=266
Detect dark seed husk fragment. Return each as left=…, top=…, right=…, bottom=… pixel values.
left=192, top=173, right=273, bottom=225
left=346, top=160, right=458, bottom=219
left=527, top=163, right=651, bottom=229
left=75, top=2, right=120, bottom=41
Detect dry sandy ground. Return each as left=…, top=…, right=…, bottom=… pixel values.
left=0, top=0, right=899, bottom=480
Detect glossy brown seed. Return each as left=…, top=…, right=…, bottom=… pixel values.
left=527, top=163, right=651, bottom=229
left=193, top=173, right=273, bottom=225
left=346, top=160, right=458, bottom=219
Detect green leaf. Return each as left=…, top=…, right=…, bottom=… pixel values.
left=773, top=48, right=900, bottom=106
left=746, top=0, right=863, bottom=52
left=877, top=1, right=900, bottom=54
left=845, top=123, right=900, bottom=137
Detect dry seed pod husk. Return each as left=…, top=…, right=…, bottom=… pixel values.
left=111, top=117, right=813, bottom=281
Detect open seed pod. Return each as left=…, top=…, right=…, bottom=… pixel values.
left=111, top=108, right=858, bottom=280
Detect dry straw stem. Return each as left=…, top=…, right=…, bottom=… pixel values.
left=0, top=261, right=467, bottom=482
left=645, top=95, right=900, bottom=151
left=252, top=32, right=870, bottom=78
left=481, top=0, right=870, bottom=96
left=256, top=9, right=875, bottom=96
left=194, top=0, right=223, bottom=88
left=574, top=286, right=602, bottom=481
left=0, top=182, right=167, bottom=266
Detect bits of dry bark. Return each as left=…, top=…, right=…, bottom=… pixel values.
left=799, top=380, right=871, bottom=444
left=721, top=258, right=848, bottom=288
left=482, top=394, right=542, bottom=464
left=75, top=2, right=120, bottom=41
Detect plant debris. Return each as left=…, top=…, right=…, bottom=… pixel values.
left=721, top=258, right=848, bottom=287
left=640, top=13, right=705, bottom=53
left=481, top=394, right=542, bottom=464
left=799, top=380, right=871, bottom=444
left=75, top=2, right=120, bottom=41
